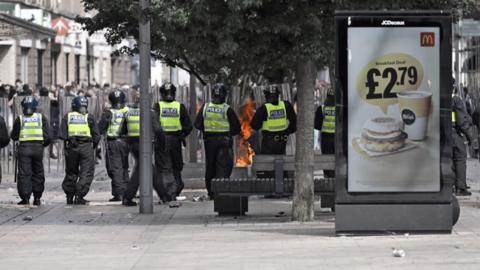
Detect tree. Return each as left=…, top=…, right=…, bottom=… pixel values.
left=80, top=0, right=477, bottom=222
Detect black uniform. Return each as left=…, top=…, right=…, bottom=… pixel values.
left=121, top=112, right=166, bottom=202
left=98, top=109, right=129, bottom=199
left=452, top=94, right=478, bottom=192
left=250, top=100, right=297, bottom=154
left=10, top=114, right=50, bottom=202
left=59, top=113, right=100, bottom=200
left=314, top=95, right=335, bottom=178
left=194, top=104, right=241, bottom=197
left=0, top=115, right=9, bottom=183
left=153, top=102, right=193, bottom=199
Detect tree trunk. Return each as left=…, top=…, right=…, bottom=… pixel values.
left=188, top=75, right=198, bottom=163
left=292, top=60, right=316, bottom=222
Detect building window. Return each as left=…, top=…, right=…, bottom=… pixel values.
left=75, top=54, right=80, bottom=85
left=20, top=48, right=29, bottom=83
left=37, top=49, right=44, bottom=86
left=65, top=52, right=69, bottom=82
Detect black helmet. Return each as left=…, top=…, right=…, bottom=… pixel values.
left=212, top=83, right=227, bottom=104
left=72, top=96, right=89, bottom=114
left=108, top=90, right=126, bottom=109
left=263, top=85, right=280, bottom=104
left=160, top=82, right=176, bottom=102
left=21, top=96, right=38, bottom=115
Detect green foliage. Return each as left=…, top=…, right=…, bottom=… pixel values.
left=79, top=0, right=477, bottom=84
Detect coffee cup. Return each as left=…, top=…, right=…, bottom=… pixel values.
left=397, top=91, right=432, bottom=141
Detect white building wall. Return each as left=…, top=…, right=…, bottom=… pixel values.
left=0, top=42, right=16, bottom=84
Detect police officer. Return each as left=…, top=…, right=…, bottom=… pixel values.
left=250, top=85, right=297, bottom=154
left=0, top=106, right=9, bottom=183
left=98, top=90, right=130, bottom=202
left=194, top=84, right=241, bottom=198
left=10, top=96, right=50, bottom=205
left=60, top=96, right=100, bottom=204
left=121, top=93, right=166, bottom=206
left=314, top=89, right=335, bottom=177
left=153, top=83, right=192, bottom=201
left=452, top=83, right=478, bottom=196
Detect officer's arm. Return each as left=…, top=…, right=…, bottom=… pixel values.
left=120, top=116, right=128, bottom=136
left=250, top=104, right=266, bottom=131
left=194, top=104, right=205, bottom=132
left=227, top=107, right=241, bottom=136
left=454, top=97, right=476, bottom=143
left=153, top=102, right=160, bottom=114
left=10, top=117, right=20, bottom=141
left=98, top=111, right=112, bottom=135
left=0, top=116, right=9, bottom=148
left=88, top=114, right=101, bottom=148
left=59, top=115, right=69, bottom=141
left=180, top=104, right=193, bottom=137
left=285, top=101, right=297, bottom=134
left=314, top=106, right=323, bottom=131
left=152, top=113, right=165, bottom=150
left=42, top=114, right=51, bottom=147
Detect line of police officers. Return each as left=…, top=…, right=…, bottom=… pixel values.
left=1, top=80, right=473, bottom=207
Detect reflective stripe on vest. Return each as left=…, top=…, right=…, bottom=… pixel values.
left=19, top=113, right=43, bottom=142
left=203, top=103, right=230, bottom=133
left=107, top=107, right=129, bottom=137
left=159, top=101, right=182, bottom=132
left=262, top=101, right=288, bottom=132
left=127, top=108, right=140, bottom=137
left=67, top=112, right=91, bottom=138
left=322, top=105, right=335, bottom=134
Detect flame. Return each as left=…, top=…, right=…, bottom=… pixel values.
left=236, top=97, right=256, bottom=167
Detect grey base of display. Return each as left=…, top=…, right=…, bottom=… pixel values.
left=335, top=203, right=452, bottom=233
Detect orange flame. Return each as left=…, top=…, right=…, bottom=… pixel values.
left=236, top=97, right=256, bottom=167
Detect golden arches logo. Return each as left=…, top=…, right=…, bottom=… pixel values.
left=421, top=32, right=435, bottom=47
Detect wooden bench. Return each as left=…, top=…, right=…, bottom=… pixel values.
left=211, top=154, right=335, bottom=215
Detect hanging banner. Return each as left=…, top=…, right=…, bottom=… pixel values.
left=347, top=26, right=440, bottom=192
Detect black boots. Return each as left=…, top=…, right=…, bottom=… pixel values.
left=74, top=196, right=89, bottom=205
left=66, top=195, right=74, bottom=205
left=456, top=188, right=472, bottom=196
left=109, top=196, right=122, bottom=202
left=33, top=197, right=41, bottom=206
left=122, top=199, right=137, bottom=207
left=17, top=198, right=29, bottom=205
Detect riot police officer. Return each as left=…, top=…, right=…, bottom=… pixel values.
left=98, top=90, right=129, bottom=202
left=250, top=85, right=297, bottom=154
left=10, top=96, right=50, bottom=205
left=153, top=83, right=192, bottom=201
left=194, top=84, right=241, bottom=198
left=121, top=94, right=166, bottom=206
left=314, top=89, right=335, bottom=177
left=0, top=106, right=9, bottom=183
left=60, top=96, right=100, bottom=204
left=452, top=84, right=478, bottom=196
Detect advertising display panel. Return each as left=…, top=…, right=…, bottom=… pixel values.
left=348, top=27, right=440, bottom=192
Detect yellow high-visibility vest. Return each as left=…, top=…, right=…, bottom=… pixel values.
left=19, top=113, right=43, bottom=142
left=159, top=101, right=182, bottom=132
left=203, top=103, right=230, bottom=133
left=107, top=107, right=129, bottom=137
left=127, top=108, right=140, bottom=137
left=322, top=105, right=335, bottom=134
left=67, top=112, right=91, bottom=138
left=262, top=101, right=288, bottom=132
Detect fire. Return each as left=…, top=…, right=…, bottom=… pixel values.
left=236, top=97, right=256, bottom=167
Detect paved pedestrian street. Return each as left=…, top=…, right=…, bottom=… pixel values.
left=0, top=160, right=479, bottom=270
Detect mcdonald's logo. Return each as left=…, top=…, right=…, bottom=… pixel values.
left=420, top=32, right=435, bottom=47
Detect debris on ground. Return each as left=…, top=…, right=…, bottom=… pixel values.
left=275, top=211, right=286, bottom=217
left=131, top=244, right=140, bottom=250
left=23, top=216, right=33, bottom=221
left=192, top=196, right=203, bottom=202
left=392, top=248, right=406, bottom=258
left=176, top=196, right=187, bottom=201
left=169, top=201, right=181, bottom=208
left=68, top=220, right=73, bottom=223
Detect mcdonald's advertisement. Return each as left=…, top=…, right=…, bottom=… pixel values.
left=347, top=27, right=440, bottom=192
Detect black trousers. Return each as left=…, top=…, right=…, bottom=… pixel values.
left=154, top=135, right=179, bottom=201
left=105, top=139, right=129, bottom=197
left=452, top=131, right=467, bottom=190
left=62, top=142, right=95, bottom=198
left=260, top=134, right=288, bottom=155
left=124, top=140, right=164, bottom=201
left=17, top=143, right=45, bottom=200
left=204, top=136, right=234, bottom=197
left=321, top=132, right=335, bottom=178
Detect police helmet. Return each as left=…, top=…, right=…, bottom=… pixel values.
left=108, top=90, right=126, bottom=109
left=159, top=82, right=176, bottom=102
left=72, top=96, right=89, bottom=114
left=211, top=84, right=227, bottom=104
left=263, top=85, right=280, bottom=104
left=21, top=96, right=38, bottom=115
